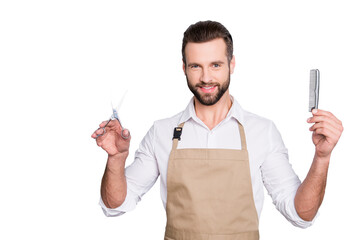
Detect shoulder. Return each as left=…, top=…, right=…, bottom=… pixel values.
left=154, top=111, right=183, bottom=129
left=152, top=110, right=185, bottom=139
left=232, top=97, right=274, bottom=132
left=241, top=108, right=285, bottom=150
left=242, top=108, right=275, bottom=132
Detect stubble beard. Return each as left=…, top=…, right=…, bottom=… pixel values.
left=186, top=73, right=231, bottom=106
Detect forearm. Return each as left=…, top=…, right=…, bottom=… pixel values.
left=294, top=154, right=330, bottom=221
left=101, top=152, right=128, bottom=209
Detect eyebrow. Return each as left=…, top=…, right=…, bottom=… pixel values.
left=211, top=61, right=225, bottom=65
left=187, top=60, right=226, bottom=67
left=187, top=62, right=200, bottom=67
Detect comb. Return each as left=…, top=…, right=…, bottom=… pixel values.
left=309, top=69, right=320, bottom=112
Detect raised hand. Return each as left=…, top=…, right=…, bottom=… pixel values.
left=91, top=119, right=131, bottom=157
left=307, top=109, right=343, bottom=159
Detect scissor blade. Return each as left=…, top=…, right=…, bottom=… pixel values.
left=114, top=90, right=128, bottom=112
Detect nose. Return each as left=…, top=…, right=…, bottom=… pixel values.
left=200, top=67, right=212, bottom=83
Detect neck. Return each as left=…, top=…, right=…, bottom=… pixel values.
left=194, top=91, right=232, bottom=130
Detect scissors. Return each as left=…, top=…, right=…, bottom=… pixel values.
left=95, top=91, right=129, bottom=139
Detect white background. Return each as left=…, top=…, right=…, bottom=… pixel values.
left=1, top=0, right=359, bottom=239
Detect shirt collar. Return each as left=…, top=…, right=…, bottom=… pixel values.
left=178, top=95, right=245, bottom=126
left=178, top=97, right=194, bottom=124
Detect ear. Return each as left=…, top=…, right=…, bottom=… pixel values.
left=182, top=60, right=186, bottom=75
left=230, top=55, right=235, bottom=74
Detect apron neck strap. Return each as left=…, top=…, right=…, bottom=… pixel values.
left=237, top=122, right=247, bottom=150
left=171, top=122, right=185, bottom=150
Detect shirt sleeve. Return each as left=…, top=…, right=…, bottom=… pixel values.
left=260, top=121, right=318, bottom=228
left=99, top=124, right=160, bottom=217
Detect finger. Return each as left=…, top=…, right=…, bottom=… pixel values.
left=95, top=129, right=107, bottom=146
left=105, top=119, right=122, bottom=129
left=310, top=123, right=342, bottom=144
left=91, top=128, right=102, bottom=138
left=307, top=115, right=343, bottom=131
left=99, top=120, right=110, bottom=128
left=96, top=137, right=104, bottom=147
left=307, top=115, right=339, bottom=131
left=311, top=109, right=342, bottom=125
left=91, top=127, right=106, bottom=138
left=309, top=121, right=341, bottom=136
left=312, top=127, right=339, bottom=144
left=312, top=109, right=333, bottom=117
left=91, top=132, right=98, bottom=138
left=121, top=129, right=131, bottom=139
left=91, top=132, right=97, bottom=138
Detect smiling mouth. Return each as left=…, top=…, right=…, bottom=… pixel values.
left=199, top=85, right=217, bottom=93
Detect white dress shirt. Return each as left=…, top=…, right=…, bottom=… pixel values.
left=99, top=96, right=315, bottom=228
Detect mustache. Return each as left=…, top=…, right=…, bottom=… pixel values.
left=195, top=82, right=220, bottom=88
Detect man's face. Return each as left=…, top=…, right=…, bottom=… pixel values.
left=183, top=38, right=235, bottom=106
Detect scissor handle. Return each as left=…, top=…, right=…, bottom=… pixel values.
left=95, top=119, right=111, bottom=139
left=95, top=127, right=106, bottom=139
left=121, top=129, right=130, bottom=139
left=95, top=118, right=129, bottom=139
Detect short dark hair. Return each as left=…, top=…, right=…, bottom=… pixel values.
left=182, top=20, right=233, bottom=65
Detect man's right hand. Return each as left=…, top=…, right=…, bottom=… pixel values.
left=91, top=120, right=131, bottom=158
left=93, top=119, right=130, bottom=209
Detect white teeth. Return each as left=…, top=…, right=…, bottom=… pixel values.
left=203, top=86, right=214, bottom=89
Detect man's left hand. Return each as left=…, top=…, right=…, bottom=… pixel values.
left=307, top=109, right=343, bottom=159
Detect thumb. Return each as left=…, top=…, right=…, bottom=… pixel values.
left=122, top=129, right=131, bottom=139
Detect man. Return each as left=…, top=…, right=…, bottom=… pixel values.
left=92, top=21, right=343, bottom=239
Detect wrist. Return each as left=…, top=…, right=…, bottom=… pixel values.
left=314, top=152, right=331, bottom=163
left=108, top=151, right=128, bottom=164
left=313, top=153, right=331, bottom=170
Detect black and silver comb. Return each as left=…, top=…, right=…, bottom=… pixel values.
left=309, top=69, right=320, bottom=112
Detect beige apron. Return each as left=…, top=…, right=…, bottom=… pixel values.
left=164, top=122, right=259, bottom=240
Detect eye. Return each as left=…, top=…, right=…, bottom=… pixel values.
left=190, top=64, right=199, bottom=69
left=213, top=63, right=221, bottom=68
